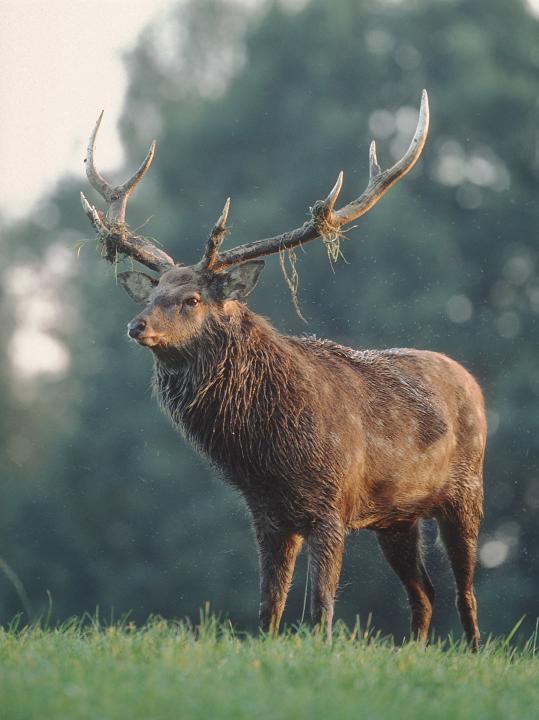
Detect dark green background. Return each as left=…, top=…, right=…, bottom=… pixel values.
left=1, top=0, right=538, bottom=641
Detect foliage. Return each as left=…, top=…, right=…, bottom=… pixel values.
left=0, top=0, right=538, bottom=641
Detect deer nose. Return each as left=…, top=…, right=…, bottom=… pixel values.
left=127, top=318, right=147, bottom=339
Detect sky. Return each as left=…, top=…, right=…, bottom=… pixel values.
left=0, top=0, right=176, bottom=224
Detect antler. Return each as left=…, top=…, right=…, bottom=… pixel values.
left=210, top=90, right=429, bottom=270
left=80, top=111, right=175, bottom=273
left=202, top=197, right=231, bottom=270
left=81, top=91, right=429, bottom=276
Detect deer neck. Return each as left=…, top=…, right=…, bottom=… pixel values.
left=151, top=306, right=297, bottom=462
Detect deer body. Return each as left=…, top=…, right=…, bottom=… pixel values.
left=154, top=304, right=484, bottom=534
left=148, top=293, right=485, bottom=645
left=81, top=91, right=485, bottom=648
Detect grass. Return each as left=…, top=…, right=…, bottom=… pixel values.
left=0, top=614, right=538, bottom=720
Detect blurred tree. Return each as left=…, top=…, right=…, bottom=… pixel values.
left=0, top=0, right=538, bottom=639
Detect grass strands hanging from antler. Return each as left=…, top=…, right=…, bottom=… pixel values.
left=279, top=244, right=307, bottom=323
left=309, top=199, right=348, bottom=267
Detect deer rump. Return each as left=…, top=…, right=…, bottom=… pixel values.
left=153, top=309, right=485, bottom=536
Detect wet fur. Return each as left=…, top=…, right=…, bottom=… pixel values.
left=151, top=303, right=486, bottom=645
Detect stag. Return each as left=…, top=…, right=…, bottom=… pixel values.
left=81, top=91, right=486, bottom=649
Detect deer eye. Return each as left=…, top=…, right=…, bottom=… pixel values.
left=184, top=297, right=200, bottom=307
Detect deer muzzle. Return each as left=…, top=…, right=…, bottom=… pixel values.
left=127, top=318, right=147, bottom=339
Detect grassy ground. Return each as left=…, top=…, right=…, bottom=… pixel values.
left=0, top=615, right=538, bottom=720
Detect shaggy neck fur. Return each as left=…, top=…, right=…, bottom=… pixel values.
left=152, top=304, right=323, bottom=488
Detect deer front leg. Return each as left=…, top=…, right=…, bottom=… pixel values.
left=308, top=521, right=345, bottom=643
left=255, top=526, right=303, bottom=636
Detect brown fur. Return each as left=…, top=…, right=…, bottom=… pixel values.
left=123, top=265, right=486, bottom=648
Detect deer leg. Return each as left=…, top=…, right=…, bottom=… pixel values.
left=256, top=529, right=303, bottom=636
left=307, top=522, right=345, bottom=643
left=377, top=523, right=435, bottom=644
left=437, top=511, right=481, bottom=651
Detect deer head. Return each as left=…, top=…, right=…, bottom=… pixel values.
left=81, top=91, right=429, bottom=351
left=120, top=259, right=265, bottom=348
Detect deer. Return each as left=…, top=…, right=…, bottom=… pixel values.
left=80, top=90, right=486, bottom=649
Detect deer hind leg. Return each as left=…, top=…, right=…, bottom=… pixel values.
left=256, top=527, right=303, bottom=636
left=307, top=521, right=345, bottom=643
left=437, top=506, right=481, bottom=651
left=377, top=522, right=435, bottom=644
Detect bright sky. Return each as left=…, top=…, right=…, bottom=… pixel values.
left=0, top=0, right=176, bottom=224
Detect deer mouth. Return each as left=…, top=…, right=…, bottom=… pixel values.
left=136, top=334, right=164, bottom=348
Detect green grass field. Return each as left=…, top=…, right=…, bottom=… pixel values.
left=1, top=615, right=538, bottom=720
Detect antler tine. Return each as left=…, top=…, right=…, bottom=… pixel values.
left=217, top=196, right=231, bottom=229
left=202, top=197, right=231, bottom=269
left=322, top=171, right=344, bottom=213
left=369, top=141, right=381, bottom=179
left=85, top=111, right=113, bottom=201
left=212, top=91, right=429, bottom=270
left=118, top=140, right=156, bottom=196
left=80, top=191, right=108, bottom=234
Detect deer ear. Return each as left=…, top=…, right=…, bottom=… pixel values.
left=117, top=271, right=158, bottom=304
left=218, top=260, right=265, bottom=300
